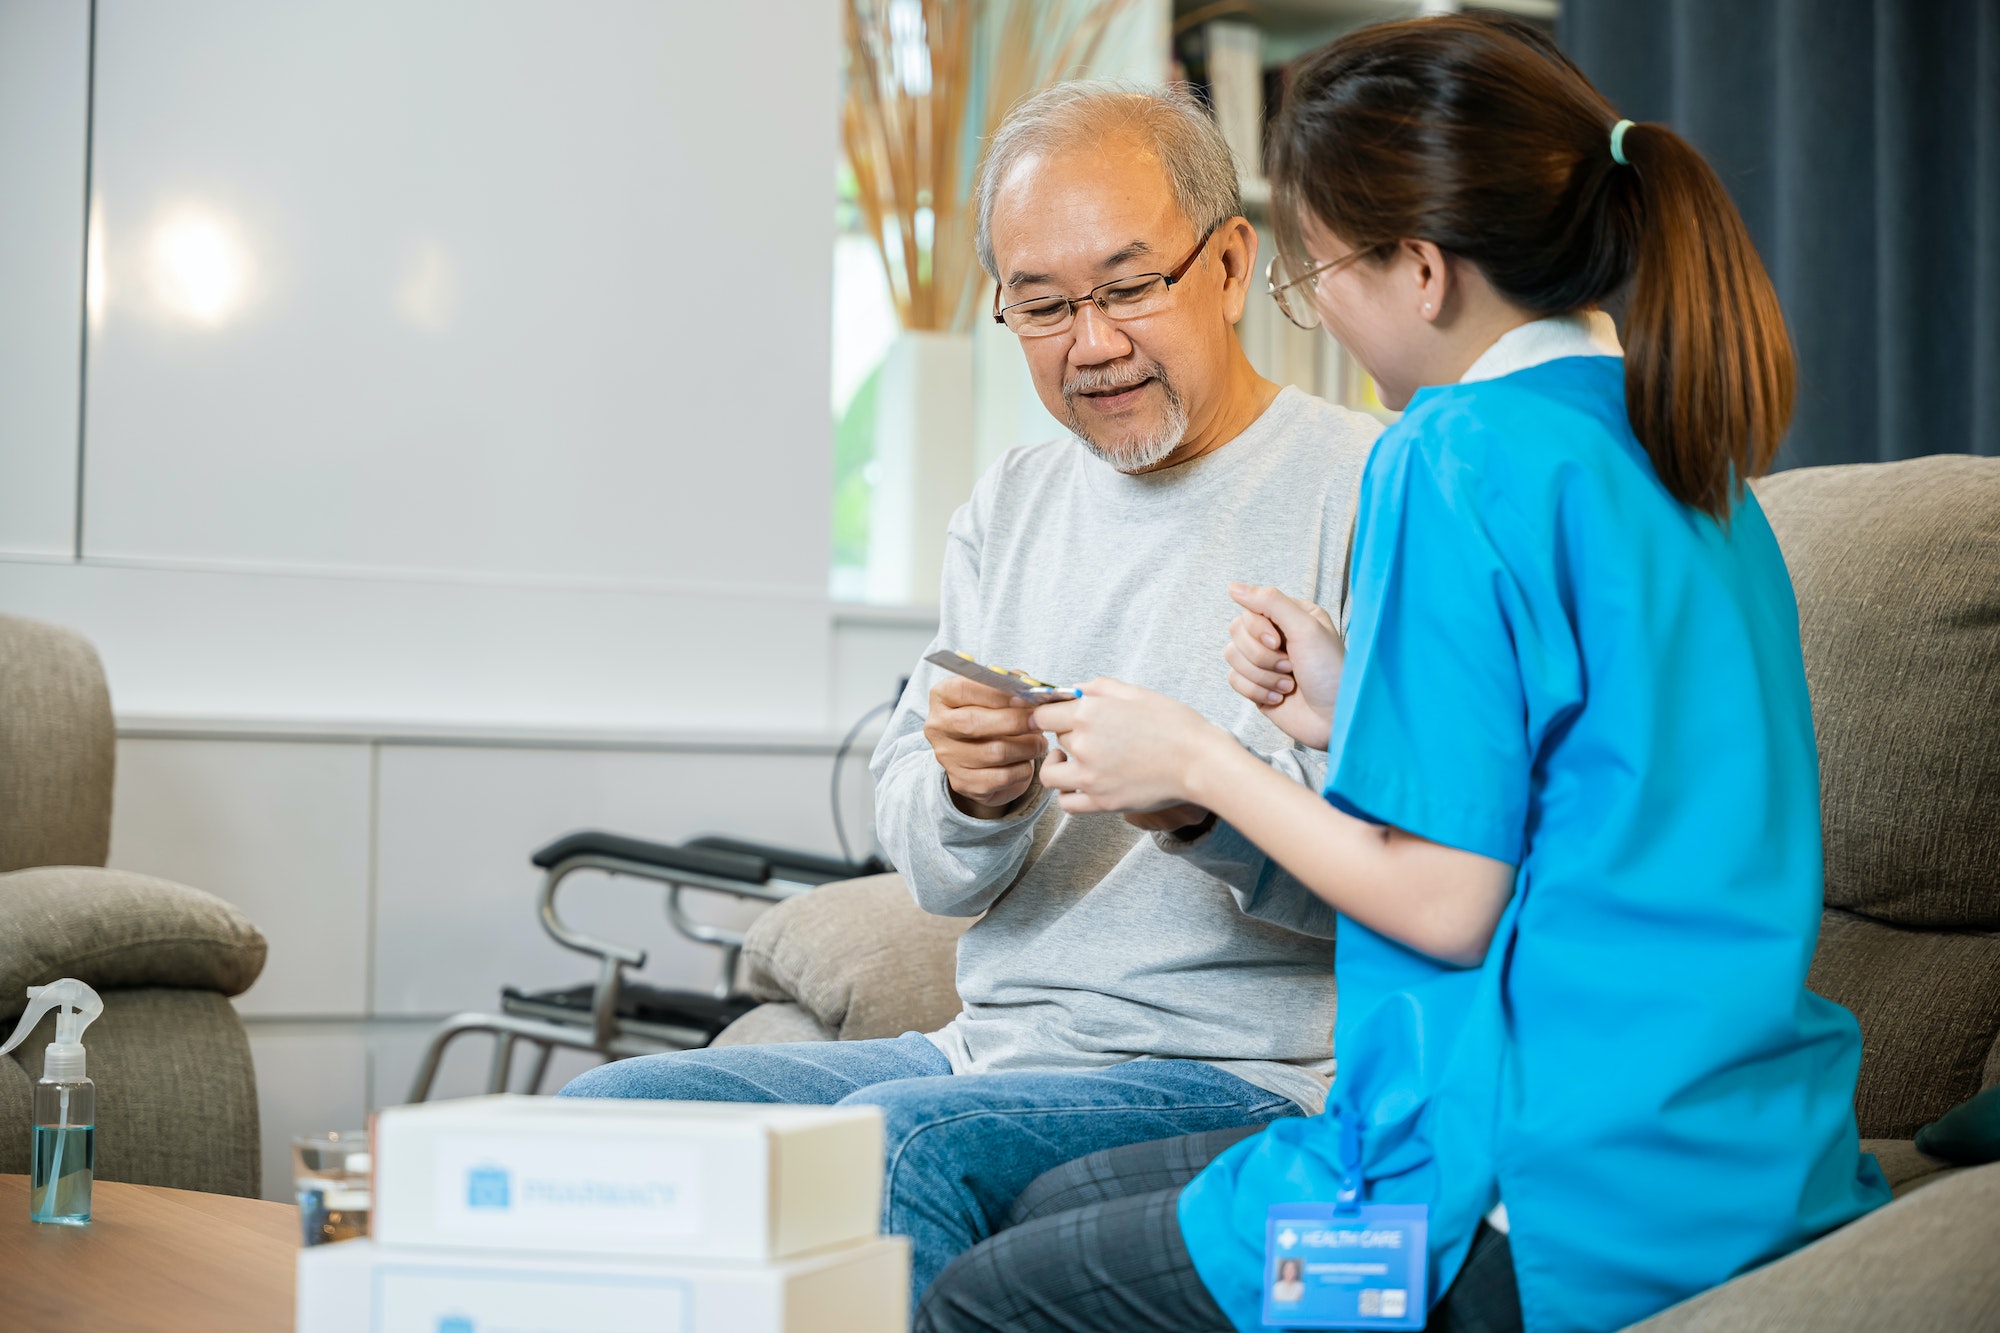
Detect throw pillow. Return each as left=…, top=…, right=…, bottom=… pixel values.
left=1915, top=1083, right=2000, bottom=1165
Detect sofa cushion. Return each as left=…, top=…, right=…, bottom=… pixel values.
left=1806, top=908, right=2000, bottom=1137
left=1754, top=455, right=2000, bottom=930
left=1858, top=1137, right=1956, bottom=1197
left=0, top=614, right=115, bottom=874
left=709, top=1001, right=837, bottom=1047
left=1621, top=1161, right=2000, bottom=1331
left=0, top=866, right=267, bottom=1016
left=738, top=873, right=971, bottom=1042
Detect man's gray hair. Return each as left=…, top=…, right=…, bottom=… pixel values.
left=974, top=82, right=1244, bottom=279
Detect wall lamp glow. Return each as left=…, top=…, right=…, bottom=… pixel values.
left=146, top=205, right=254, bottom=327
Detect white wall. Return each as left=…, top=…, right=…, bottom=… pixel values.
left=2, top=0, right=846, bottom=733
left=0, top=0, right=948, bottom=1201
left=101, top=725, right=894, bottom=1025
left=103, top=614, right=934, bottom=1203
left=0, top=0, right=89, bottom=556
left=82, top=0, right=830, bottom=587
left=0, top=559, right=838, bottom=730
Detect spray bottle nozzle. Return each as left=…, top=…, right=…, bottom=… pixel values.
left=0, top=980, right=102, bottom=1083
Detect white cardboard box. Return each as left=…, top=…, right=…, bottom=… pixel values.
left=373, top=1095, right=884, bottom=1261
left=297, top=1236, right=910, bottom=1333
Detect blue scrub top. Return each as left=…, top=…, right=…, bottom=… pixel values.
left=1177, top=356, right=1889, bottom=1332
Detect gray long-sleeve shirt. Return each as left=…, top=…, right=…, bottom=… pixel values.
left=870, top=387, right=1380, bottom=1114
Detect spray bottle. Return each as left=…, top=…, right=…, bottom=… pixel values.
left=0, top=980, right=102, bottom=1225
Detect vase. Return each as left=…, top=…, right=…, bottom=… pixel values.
left=865, top=329, right=975, bottom=606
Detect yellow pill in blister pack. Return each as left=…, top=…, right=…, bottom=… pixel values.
left=925, top=650, right=1080, bottom=703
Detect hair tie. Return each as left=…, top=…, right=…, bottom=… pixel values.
left=1610, top=119, right=1635, bottom=166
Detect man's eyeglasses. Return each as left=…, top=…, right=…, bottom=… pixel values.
left=1266, top=245, right=1374, bottom=330
left=993, top=225, right=1219, bottom=337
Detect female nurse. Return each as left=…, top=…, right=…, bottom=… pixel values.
left=914, top=13, right=1889, bottom=1333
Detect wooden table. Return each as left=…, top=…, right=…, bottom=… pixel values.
left=0, top=1174, right=297, bottom=1331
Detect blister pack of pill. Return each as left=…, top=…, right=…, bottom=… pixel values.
left=923, top=650, right=1081, bottom=704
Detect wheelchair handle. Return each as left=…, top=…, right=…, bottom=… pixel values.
left=538, top=856, right=651, bottom=967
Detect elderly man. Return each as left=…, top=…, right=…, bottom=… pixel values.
left=561, top=82, right=1379, bottom=1303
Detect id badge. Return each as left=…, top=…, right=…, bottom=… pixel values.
left=1261, top=1202, right=1428, bottom=1330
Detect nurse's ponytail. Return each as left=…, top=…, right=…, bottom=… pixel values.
left=1267, top=15, right=1794, bottom=520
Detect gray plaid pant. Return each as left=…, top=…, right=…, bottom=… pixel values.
left=915, top=1124, right=1522, bottom=1333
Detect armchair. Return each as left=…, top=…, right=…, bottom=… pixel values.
left=0, top=614, right=268, bottom=1198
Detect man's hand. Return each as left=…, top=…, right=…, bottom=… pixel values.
left=1224, top=584, right=1345, bottom=750
left=925, top=675, right=1048, bottom=819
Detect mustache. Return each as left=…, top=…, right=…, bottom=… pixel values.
left=1060, top=357, right=1189, bottom=474
left=1063, top=362, right=1160, bottom=399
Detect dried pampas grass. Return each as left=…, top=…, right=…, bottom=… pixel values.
left=844, top=0, right=1138, bottom=332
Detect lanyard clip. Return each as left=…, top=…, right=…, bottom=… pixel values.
left=1334, top=1113, right=1363, bottom=1216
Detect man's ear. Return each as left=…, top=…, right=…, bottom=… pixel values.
left=1214, top=215, right=1259, bottom=324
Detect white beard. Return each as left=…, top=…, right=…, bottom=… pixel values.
left=1063, top=368, right=1191, bottom=474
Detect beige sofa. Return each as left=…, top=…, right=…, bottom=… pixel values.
left=717, top=454, right=2000, bottom=1329
left=0, top=614, right=269, bottom=1198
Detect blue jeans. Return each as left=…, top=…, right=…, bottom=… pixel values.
left=558, top=1034, right=1302, bottom=1306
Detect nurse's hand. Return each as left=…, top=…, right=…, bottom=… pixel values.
left=1032, top=679, right=1233, bottom=815
left=1224, top=584, right=1344, bottom=750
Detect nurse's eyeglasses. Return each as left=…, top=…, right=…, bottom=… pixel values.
left=1267, top=245, right=1376, bottom=330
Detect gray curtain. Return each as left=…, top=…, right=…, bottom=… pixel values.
left=1560, top=0, right=2000, bottom=468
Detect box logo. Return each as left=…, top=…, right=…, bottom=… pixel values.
left=435, top=1136, right=702, bottom=1241
left=465, top=1165, right=511, bottom=1211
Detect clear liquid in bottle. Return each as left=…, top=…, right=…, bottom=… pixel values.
left=31, top=1079, right=95, bottom=1226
